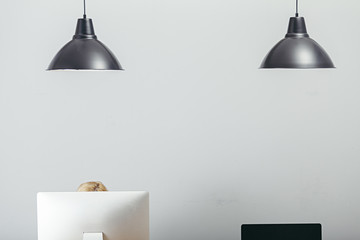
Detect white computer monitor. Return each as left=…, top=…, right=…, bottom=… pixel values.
left=37, top=191, right=149, bottom=240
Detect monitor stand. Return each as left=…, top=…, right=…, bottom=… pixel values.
left=83, top=233, right=103, bottom=240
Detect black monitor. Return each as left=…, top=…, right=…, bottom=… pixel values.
left=241, top=223, right=321, bottom=240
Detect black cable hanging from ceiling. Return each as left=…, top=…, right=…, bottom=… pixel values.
left=83, top=0, right=87, bottom=18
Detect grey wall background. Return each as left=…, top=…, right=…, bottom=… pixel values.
left=0, top=0, right=359, bottom=239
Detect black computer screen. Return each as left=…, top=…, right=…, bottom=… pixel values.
left=241, top=224, right=321, bottom=240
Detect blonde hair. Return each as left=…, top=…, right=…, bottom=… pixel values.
left=77, top=181, right=108, bottom=192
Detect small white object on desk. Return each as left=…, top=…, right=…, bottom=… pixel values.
left=83, top=232, right=103, bottom=240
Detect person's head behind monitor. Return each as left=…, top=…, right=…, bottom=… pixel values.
left=77, top=181, right=108, bottom=192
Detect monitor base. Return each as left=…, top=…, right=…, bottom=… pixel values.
left=83, top=232, right=103, bottom=240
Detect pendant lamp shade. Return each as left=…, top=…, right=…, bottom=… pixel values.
left=260, top=0, right=334, bottom=69
left=48, top=19, right=123, bottom=71
left=48, top=0, right=123, bottom=71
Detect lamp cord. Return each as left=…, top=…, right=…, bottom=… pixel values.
left=295, top=0, right=299, bottom=17
left=83, top=0, right=87, bottom=18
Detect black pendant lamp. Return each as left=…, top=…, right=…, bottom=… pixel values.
left=260, top=0, right=334, bottom=69
left=47, top=0, right=123, bottom=71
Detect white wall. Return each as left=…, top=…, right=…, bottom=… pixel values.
left=1, top=0, right=360, bottom=239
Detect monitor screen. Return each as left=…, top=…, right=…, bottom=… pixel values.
left=241, top=223, right=321, bottom=240
left=37, top=192, right=149, bottom=240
